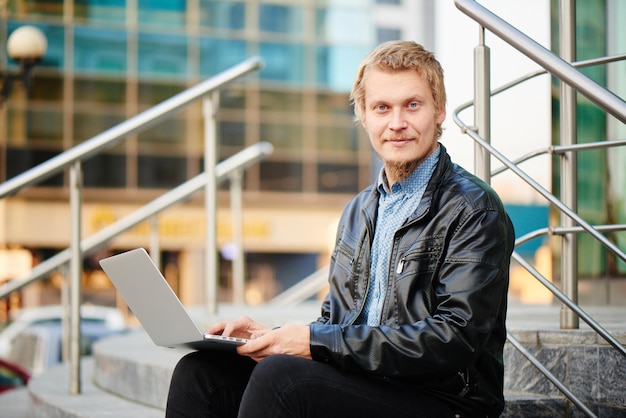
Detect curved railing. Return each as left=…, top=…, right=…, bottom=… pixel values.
left=454, top=1, right=625, bottom=417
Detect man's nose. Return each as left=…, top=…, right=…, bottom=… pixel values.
left=388, top=109, right=408, bottom=130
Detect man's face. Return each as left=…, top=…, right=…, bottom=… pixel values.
left=361, top=68, right=445, bottom=184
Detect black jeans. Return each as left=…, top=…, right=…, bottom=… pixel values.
left=165, top=351, right=459, bottom=418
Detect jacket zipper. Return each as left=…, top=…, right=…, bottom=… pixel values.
left=396, top=257, right=406, bottom=274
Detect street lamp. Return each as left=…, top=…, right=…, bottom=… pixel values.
left=1, top=25, right=48, bottom=104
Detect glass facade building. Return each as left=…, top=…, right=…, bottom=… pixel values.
left=550, top=0, right=626, bottom=277
left=1, top=0, right=374, bottom=195
left=1, top=0, right=378, bottom=306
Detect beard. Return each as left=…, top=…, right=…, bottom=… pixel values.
left=384, top=159, right=420, bottom=183
left=378, top=133, right=438, bottom=184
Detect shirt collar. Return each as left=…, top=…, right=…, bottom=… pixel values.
left=376, top=145, right=441, bottom=195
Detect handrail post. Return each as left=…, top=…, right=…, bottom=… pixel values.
left=474, top=26, right=491, bottom=183
left=559, top=0, right=579, bottom=329
left=204, top=91, right=219, bottom=314
left=230, top=169, right=245, bottom=304
left=149, top=216, right=161, bottom=269
left=69, top=161, right=83, bottom=394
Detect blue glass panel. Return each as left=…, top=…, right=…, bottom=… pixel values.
left=316, top=45, right=368, bottom=91
left=504, top=204, right=549, bottom=258
left=259, top=42, right=303, bottom=83
left=315, top=7, right=372, bottom=43
left=139, top=0, right=185, bottom=10
left=199, top=38, right=247, bottom=76
left=7, top=22, right=64, bottom=69
left=259, top=4, right=302, bottom=35
left=74, top=27, right=127, bottom=73
left=200, top=0, right=245, bottom=30
left=138, top=33, right=188, bottom=78
left=138, top=0, right=186, bottom=26
left=316, top=45, right=329, bottom=85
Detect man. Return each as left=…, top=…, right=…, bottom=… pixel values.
left=166, top=40, right=514, bottom=418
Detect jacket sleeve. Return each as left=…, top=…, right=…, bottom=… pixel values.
left=309, top=204, right=514, bottom=379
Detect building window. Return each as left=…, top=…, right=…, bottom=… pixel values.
left=7, top=0, right=63, bottom=17
left=138, top=33, right=188, bottom=78
left=377, top=27, right=402, bottom=43
left=259, top=42, right=304, bottom=83
left=138, top=155, right=188, bottom=188
left=259, top=161, right=303, bottom=192
left=138, top=0, right=186, bottom=27
left=318, top=163, right=359, bottom=194
left=75, top=0, right=126, bottom=23
left=200, top=0, right=245, bottom=30
left=199, top=38, right=248, bottom=77
left=259, top=5, right=303, bottom=35
left=74, top=27, right=127, bottom=74
left=83, top=153, right=127, bottom=188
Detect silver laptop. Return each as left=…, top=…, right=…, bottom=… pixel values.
left=99, top=247, right=248, bottom=351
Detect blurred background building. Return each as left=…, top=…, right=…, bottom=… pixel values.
left=1, top=0, right=624, bottom=318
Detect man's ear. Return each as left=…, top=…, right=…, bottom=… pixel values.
left=436, top=107, right=447, bottom=124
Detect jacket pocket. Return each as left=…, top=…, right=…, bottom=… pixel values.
left=330, top=233, right=362, bottom=297
left=395, top=235, right=443, bottom=279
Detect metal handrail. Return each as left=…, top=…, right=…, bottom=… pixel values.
left=511, top=250, right=626, bottom=357
left=269, top=265, right=329, bottom=307
left=453, top=110, right=626, bottom=265
left=455, top=54, right=626, bottom=119
left=454, top=0, right=626, bottom=123
left=451, top=53, right=626, bottom=176
left=454, top=1, right=625, bottom=416
left=506, top=331, right=598, bottom=418
left=515, top=225, right=626, bottom=247
left=0, top=57, right=265, bottom=394
left=0, top=142, right=273, bottom=299
left=491, top=138, right=626, bottom=177
left=0, top=56, right=263, bottom=199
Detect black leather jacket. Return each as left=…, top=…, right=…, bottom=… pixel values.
left=309, top=144, right=514, bottom=417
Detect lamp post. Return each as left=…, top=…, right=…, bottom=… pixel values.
left=1, top=25, right=47, bottom=104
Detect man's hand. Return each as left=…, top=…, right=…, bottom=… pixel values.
left=207, top=316, right=270, bottom=340
left=237, top=323, right=311, bottom=362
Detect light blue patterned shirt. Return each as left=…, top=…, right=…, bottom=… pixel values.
left=359, top=146, right=440, bottom=326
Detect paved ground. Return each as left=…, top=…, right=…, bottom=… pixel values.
left=0, top=388, right=30, bottom=418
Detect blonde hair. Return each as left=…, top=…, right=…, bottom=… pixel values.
left=350, top=40, right=446, bottom=138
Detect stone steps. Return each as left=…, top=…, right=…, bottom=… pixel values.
left=1, top=303, right=624, bottom=418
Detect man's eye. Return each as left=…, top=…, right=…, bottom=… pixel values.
left=376, top=105, right=387, bottom=111
left=408, top=102, right=419, bottom=109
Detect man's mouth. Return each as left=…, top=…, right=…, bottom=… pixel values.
left=385, top=137, right=414, bottom=144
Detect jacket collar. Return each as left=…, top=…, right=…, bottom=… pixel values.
left=364, top=143, right=452, bottom=224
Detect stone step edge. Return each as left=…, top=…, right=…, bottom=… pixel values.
left=28, top=358, right=163, bottom=418
left=92, top=330, right=189, bottom=410
left=27, top=359, right=565, bottom=418
left=92, top=331, right=565, bottom=412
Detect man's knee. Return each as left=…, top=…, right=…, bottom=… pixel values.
left=250, top=354, right=308, bottom=381
left=171, top=351, right=208, bottom=382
